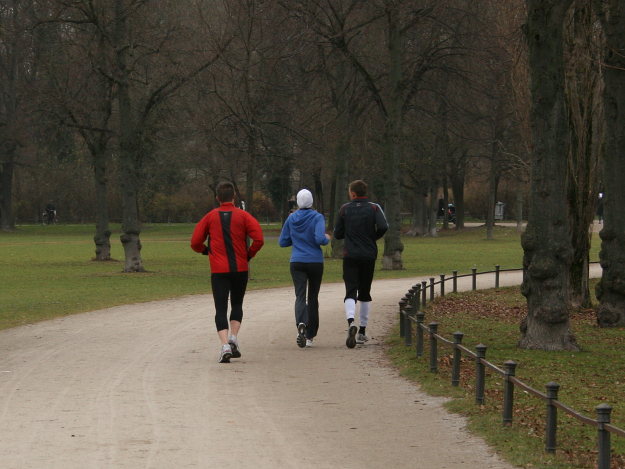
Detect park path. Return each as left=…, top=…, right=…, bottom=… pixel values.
left=0, top=266, right=601, bottom=468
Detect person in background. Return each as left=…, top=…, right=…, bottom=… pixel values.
left=333, top=180, right=388, bottom=348
left=279, top=189, right=330, bottom=348
left=191, top=181, right=264, bottom=363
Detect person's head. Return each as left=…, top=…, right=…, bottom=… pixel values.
left=216, top=181, right=235, bottom=203
left=348, top=180, right=368, bottom=199
left=296, top=189, right=313, bottom=209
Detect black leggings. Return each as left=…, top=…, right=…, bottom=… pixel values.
left=343, top=258, right=376, bottom=302
left=211, top=271, right=249, bottom=331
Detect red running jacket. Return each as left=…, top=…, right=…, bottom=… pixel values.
left=190, top=202, right=264, bottom=273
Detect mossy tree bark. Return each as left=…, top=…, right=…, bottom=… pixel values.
left=520, top=0, right=578, bottom=351
left=593, top=0, right=625, bottom=327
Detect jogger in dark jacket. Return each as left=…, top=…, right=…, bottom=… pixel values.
left=333, top=180, right=388, bottom=348
left=279, top=189, right=330, bottom=348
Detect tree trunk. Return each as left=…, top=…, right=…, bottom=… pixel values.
left=0, top=158, right=15, bottom=231
left=427, top=184, right=438, bottom=238
left=408, top=187, right=428, bottom=236
left=449, top=150, right=467, bottom=230
left=486, top=158, right=497, bottom=240
left=516, top=189, right=524, bottom=233
left=565, top=1, right=602, bottom=309
left=520, top=0, right=577, bottom=351
left=245, top=130, right=256, bottom=217
left=93, top=146, right=111, bottom=261
left=330, top=142, right=349, bottom=258
left=115, top=0, right=144, bottom=273
left=594, top=0, right=625, bottom=327
left=381, top=6, right=404, bottom=270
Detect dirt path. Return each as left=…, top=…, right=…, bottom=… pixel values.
left=0, top=267, right=600, bottom=468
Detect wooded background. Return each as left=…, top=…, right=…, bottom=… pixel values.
left=3, top=1, right=624, bottom=344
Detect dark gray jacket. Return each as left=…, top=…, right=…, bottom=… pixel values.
left=333, top=197, right=388, bottom=260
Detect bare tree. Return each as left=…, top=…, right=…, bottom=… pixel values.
left=564, top=1, right=603, bottom=308
left=593, top=0, right=625, bottom=327
left=0, top=0, right=36, bottom=231
left=41, top=0, right=116, bottom=259
left=520, top=0, right=578, bottom=351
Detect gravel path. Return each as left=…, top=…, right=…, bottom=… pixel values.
left=1, top=266, right=600, bottom=468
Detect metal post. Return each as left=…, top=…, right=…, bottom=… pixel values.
left=429, top=322, right=438, bottom=372
left=475, top=344, right=487, bottom=404
left=596, top=404, right=612, bottom=469
left=421, top=280, right=427, bottom=308
left=495, top=265, right=500, bottom=288
left=404, top=305, right=413, bottom=347
left=440, top=274, right=445, bottom=297
left=429, top=277, right=435, bottom=301
left=545, top=382, right=560, bottom=453
left=503, top=361, right=517, bottom=425
left=398, top=299, right=406, bottom=338
left=452, top=270, right=458, bottom=293
left=472, top=268, right=477, bottom=291
left=416, top=311, right=425, bottom=357
left=451, top=332, right=463, bottom=386
left=411, top=285, right=421, bottom=311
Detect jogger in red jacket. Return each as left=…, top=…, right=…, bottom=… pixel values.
left=191, top=182, right=264, bottom=363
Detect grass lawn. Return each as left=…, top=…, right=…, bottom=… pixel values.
left=387, top=284, right=624, bottom=469
left=0, top=222, right=543, bottom=330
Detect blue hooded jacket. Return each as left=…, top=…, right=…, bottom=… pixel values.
left=279, top=208, right=329, bottom=263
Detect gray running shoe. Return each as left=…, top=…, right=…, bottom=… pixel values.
left=356, top=333, right=369, bottom=344
left=346, top=325, right=358, bottom=349
left=297, top=323, right=307, bottom=348
left=218, top=344, right=232, bottom=363
left=229, top=339, right=241, bottom=358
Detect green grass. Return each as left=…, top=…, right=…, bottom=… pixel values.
left=0, top=223, right=549, bottom=330
left=387, top=285, right=624, bottom=469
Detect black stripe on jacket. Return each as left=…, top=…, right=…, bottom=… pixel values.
left=220, top=211, right=237, bottom=272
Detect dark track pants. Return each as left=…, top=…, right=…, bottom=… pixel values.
left=211, top=271, right=249, bottom=331
left=290, top=262, right=323, bottom=339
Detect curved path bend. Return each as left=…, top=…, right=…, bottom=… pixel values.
left=0, top=266, right=601, bottom=468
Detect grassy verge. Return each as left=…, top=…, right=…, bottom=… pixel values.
left=387, top=285, right=624, bottom=468
left=0, top=223, right=547, bottom=330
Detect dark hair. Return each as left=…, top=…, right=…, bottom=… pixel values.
left=216, top=182, right=235, bottom=202
left=349, top=180, right=368, bottom=197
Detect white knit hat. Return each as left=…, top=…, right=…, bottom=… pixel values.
left=296, top=189, right=313, bottom=208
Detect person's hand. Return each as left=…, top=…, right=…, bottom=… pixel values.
left=325, top=233, right=331, bottom=240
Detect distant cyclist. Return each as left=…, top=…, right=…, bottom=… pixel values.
left=44, top=203, right=57, bottom=225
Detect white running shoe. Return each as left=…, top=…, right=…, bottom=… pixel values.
left=356, top=333, right=369, bottom=344
left=218, top=344, right=232, bottom=363
left=305, top=339, right=313, bottom=347
left=229, top=337, right=241, bottom=358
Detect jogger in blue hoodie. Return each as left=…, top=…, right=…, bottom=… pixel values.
left=279, top=189, right=330, bottom=348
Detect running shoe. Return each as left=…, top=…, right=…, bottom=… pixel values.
left=297, top=323, right=307, bottom=348
left=346, top=325, right=358, bottom=349
left=218, top=344, right=232, bottom=363
left=305, top=339, right=313, bottom=348
left=229, top=338, right=241, bottom=358
left=356, top=333, right=369, bottom=344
